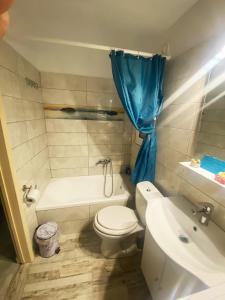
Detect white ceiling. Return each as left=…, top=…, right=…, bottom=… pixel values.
left=8, top=0, right=198, bottom=49
left=5, top=0, right=199, bottom=77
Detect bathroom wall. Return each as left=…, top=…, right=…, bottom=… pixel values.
left=155, top=37, right=225, bottom=231
left=41, top=72, right=132, bottom=177
left=161, top=0, right=225, bottom=57
left=0, top=41, right=51, bottom=241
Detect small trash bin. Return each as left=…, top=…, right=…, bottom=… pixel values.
left=35, top=222, right=60, bottom=258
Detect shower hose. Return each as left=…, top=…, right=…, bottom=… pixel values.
left=103, top=160, right=113, bottom=198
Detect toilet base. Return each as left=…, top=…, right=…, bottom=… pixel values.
left=100, top=233, right=141, bottom=258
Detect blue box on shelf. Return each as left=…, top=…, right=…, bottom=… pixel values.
left=200, top=155, right=225, bottom=174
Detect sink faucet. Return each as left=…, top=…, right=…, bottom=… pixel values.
left=191, top=202, right=214, bottom=226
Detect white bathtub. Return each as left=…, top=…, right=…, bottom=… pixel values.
left=36, top=174, right=132, bottom=234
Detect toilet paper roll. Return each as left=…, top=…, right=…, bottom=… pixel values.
left=27, top=188, right=40, bottom=203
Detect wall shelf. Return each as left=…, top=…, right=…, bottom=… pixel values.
left=44, top=104, right=124, bottom=121
left=180, top=162, right=225, bottom=189
left=43, top=104, right=124, bottom=113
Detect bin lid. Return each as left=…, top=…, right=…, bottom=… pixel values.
left=36, top=222, right=58, bottom=240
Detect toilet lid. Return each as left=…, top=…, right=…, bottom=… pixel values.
left=96, top=206, right=138, bottom=235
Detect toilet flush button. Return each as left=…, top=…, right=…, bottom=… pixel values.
left=146, top=188, right=151, bottom=192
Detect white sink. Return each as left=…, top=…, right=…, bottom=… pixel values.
left=146, top=196, right=225, bottom=288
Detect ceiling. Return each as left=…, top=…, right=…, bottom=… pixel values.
left=8, top=0, right=198, bottom=49
left=5, top=0, right=199, bottom=76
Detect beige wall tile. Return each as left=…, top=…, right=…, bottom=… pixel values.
left=42, top=88, right=86, bottom=105
left=46, top=119, right=87, bottom=133
left=8, top=122, right=28, bottom=148
left=47, top=133, right=88, bottom=145
left=87, top=92, right=121, bottom=108
left=17, top=56, right=40, bottom=82
left=86, top=77, right=115, bottom=92
left=48, top=145, right=88, bottom=157
left=23, top=101, right=36, bottom=120
left=0, top=66, right=21, bottom=97
left=88, top=133, right=124, bottom=145
left=0, top=40, right=17, bottom=73
left=197, top=132, right=225, bottom=149
left=40, top=72, right=132, bottom=178
left=24, top=204, right=38, bottom=243
left=41, top=72, right=86, bottom=90
left=31, top=148, right=49, bottom=171
left=56, top=219, right=90, bottom=234
left=23, top=101, right=44, bottom=120
left=164, top=77, right=206, bottom=105
left=123, top=144, right=131, bottom=154
left=37, top=205, right=89, bottom=223
left=204, top=96, right=225, bottom=111
left=0, top=41, right=50, bottom=249
left=33, top=102, right=45, bottom=119
left=50, top=157, right=88, bottom=169
left=89, top=165, right=125, bottom=175
left=20, top=78, right=42, bottom=103
left=16, top=161, right=34, bottom=186
left=154, top=41, right=225, bottom=231
left=26, top=120, right=46, bottom=139
left=34, top=162, right=51, bottom=193
left=155, top=162, right=181, bottom=196
left=3, top=96, right=24, bottom=122
left=32, top=134, right=47, bottom=156
left=157, top=146, right=187, bottom=171
left=88, top=144, right=124, bottom=156
left=200, top=120, right=225, bottom=136
left=13, top=141, right=33, bottom=170
left=123, top=131, right=132, bottom=145
left=51, top=168, right=88, bottom=177
left=159, top=103, right=200, bottom=130
left=157, top=127, right=192, bottom=154
left=201, top=109, right=225, bottom=123
left=87, top=120, right=124, bottom=133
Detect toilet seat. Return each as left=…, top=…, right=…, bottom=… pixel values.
left=94, top=206, right=138, bottom=236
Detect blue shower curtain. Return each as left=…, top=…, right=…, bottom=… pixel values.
left=109, top=51, right=166, bottom=184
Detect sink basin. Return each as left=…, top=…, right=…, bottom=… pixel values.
left=146, top=196, right=225, bottom=287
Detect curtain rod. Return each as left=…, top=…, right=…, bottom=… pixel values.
left=25, top=36, right=170, bottom=60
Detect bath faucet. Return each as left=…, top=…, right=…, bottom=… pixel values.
left=191, top=202, right=214, bottom=226
left=96, top=158, right=111, bottom=166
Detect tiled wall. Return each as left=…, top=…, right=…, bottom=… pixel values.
left=41, top=72, right=132, bottom=177
left=0, top=41, right=51, bottom=241
left=154, top=40, right=225, bottom=231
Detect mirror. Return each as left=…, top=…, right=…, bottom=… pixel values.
left=194, top=58, right=225, bottom=161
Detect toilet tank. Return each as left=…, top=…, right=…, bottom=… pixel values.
left=135, top=181, right=163, bottom=226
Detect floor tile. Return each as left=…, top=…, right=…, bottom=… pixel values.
left=8, top=231, right=151, bottom=300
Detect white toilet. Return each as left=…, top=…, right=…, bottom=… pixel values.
left=93, top=181, right=163, bottom=258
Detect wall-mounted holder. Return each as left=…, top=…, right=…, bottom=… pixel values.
left=22, top=184, right=38, bottom=205
left=25, top=77, right=39, bottom=89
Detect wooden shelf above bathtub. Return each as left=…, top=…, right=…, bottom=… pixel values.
left=44, top=104, right=124, bottom=113
left=44, top=104, right=125, bottom=121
